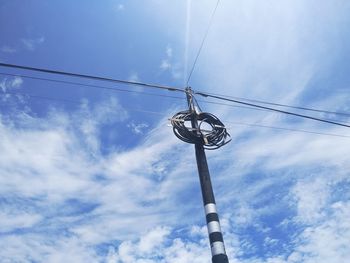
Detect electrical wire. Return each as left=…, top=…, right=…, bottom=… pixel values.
left=0, top=72, right=278, bottom=115
left=197, top=90, right=350, bottom=117
left=186, top=0, right=220, bottom=86
left=197, top=99, right=272, bottom=112
left=1, top=92, right=78, bottom=104
left=2, top=92, right=350, bottom=139
left=0, top=72, right=185, bottom=101
left=224, top=121, right=350, bottom=139
left=195, top=92, right=350, bottom=128
left=0, top=63, right=185, bottom=93
left=0, top=92, right=168, bottom=116
left=0, top=71, right=296, bottom=114
left=2, top=71, right=270, bottom=113
left=197, top=98, right=350, bottom=125
left=2, top=66, right=349, bottom=131
left=2, top=70, right=349, bottom=128
left=4, top=66, right=348, bottom=122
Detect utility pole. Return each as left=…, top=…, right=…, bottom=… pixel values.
left=185, top=87, right=229, bottom=263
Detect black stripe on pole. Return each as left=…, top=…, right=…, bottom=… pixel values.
left=206, top=213, right=220, bottom=223
left=213, top=254, right=229, bottom=263
left=210, top=232, right=224, bottom=243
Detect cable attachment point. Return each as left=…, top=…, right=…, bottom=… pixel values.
left=170, top=110, right=231, bottom=150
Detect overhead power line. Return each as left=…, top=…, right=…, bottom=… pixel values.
left=2, top=71, right=349, bottom=127
left=0, top=72, right=185, bottom=101
left=0, top=63, right=185, bottom=93
left=1, top=63, right=349, bottom=128
left=195, top=92, right=350, bottom=128
left=1, top=92, right=349, bottom=139
left=199, top=91, right=350, bottom=117
left=3, top=64, right=348, bottom=121
left=0, top=72, right=278, bottom=113
left=197, top=97, right=350, bottom=125
left=186, top=0, right=220, bottom=86
left=0, top=92, right=169, bottom=117
left=224, top=120, right=350, bottom=139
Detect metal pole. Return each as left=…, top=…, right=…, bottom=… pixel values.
left=186, top=88, right=229, bottom=263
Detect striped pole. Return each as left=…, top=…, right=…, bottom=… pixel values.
left=186, top=88, right=229, bottom=263
left=195, top=144, right=229, bottom=263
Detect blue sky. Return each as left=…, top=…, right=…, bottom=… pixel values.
left=1, top=0, right=350, bottom=262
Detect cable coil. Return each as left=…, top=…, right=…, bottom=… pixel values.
left=171, top=110, right=231, bottom=150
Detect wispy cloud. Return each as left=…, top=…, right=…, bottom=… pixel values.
left=128, top=72, right=139, bottom=82
left=1, top=89, right=350, bottom=262
left=0, top=76, right=23, bottom=93
left=107, top=226, right=213, bottom=262
left=0, top=45, right=16, bottom=53
left=114, top=3, right=125, bottom=12
left=159, top=45, right=183, bottom=80
left=21, top=36, right=45, bottom=51
left=160, top=59, right=171, bottom=70
left=127, top=121, right=149, bottom=134
left=166, top=46, right=173, bottom=58
left=0, top=98, right=194, bottom=261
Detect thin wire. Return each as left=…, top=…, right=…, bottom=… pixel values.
left=0, top=63, right=185, bottom=93
left=2, top=92, right=78, bottom=104
left=186, top=0, right=220, bottom=86
left=197, top=99, right=271, bottom=112
left=0, top=72, right=270, bottom=113
left=197, top=98, right=350, bottom=125
left=195, top=92, right=350, bottom=128
left=0, top=72, right=185, bottom=101
left=184, top=0, right=192, bottom=86
left=225, top=121, right=350, bottom=139
left=0, top=92, right=168, bottom=116
left=2, top=92, right=350, bottom=139
left=3, top=71, right=349, bottom=126
left=198, top=90, right=350, bottom=117
left=0, top=72, right=276, bottom=113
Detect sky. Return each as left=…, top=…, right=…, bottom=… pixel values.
left=1, top=0, right=350, bottom=262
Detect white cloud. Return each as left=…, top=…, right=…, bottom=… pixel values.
left=0, top=210, right=42, bottom=232
left=128, top=122, right=149, bottom=134
left=292, top=178, right=329, bottom=224
left=0, top=76, right=23, bottom=93
left=117, top=4, right=125, bottom=11
left=11, top=76, right=23, bottom=88
left=159, top=45, right=183, bottom=79
left=128, top=72, right=144, bottom=92
left=0, top=235, right=101, bottom=263
left=138, top=226, right=170, bottom=253
left=21, top=36, right=45, bottom=51
left=128, top=72, right=139, bottom=82
left=74, top=97, right=128, bottom=153
left=166, top=46, right=173, bottom=57
left=286, top=201, right=350, bottom=263
left=110, top=226, right=212, bottom=263
left=160, top=59, right=171, bottom=70
left=1, top=88, right=350, bottom=262
left=0, top=98, right=201, bottom=260
left=1, top=45, right=16, bottom=53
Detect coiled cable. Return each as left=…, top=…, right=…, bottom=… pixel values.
left=171, top=110, right=231, bottom=150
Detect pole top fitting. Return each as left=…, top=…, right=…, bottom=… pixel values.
left=185, top=86, right=193, bottom=93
